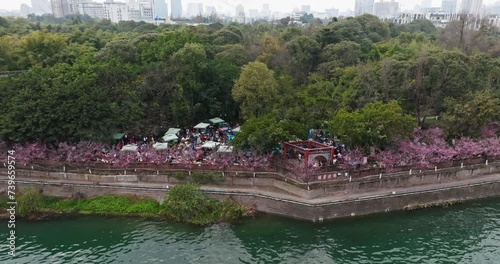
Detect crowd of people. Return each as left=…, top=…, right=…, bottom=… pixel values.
left=110, top=121, right=240, bottom=162
left=115, top=134, right=156, bottom=150
left=307, top=129, right=349, bottom=165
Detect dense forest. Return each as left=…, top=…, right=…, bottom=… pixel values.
left=0, top=14, right=499, bottom=153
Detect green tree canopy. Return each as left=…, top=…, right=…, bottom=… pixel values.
left=232, top=61, right=279, bottom=120
left=321, top=40, right=361, bottom=67
left=213, top=28, right=242, bottom=45
left=215, top=44, right=248, bottom=66
left=231, top=113, right=306, bottom=154
left=0, top=60, right=142, bottom=142
left=355, top=14, right=391, bottom=43
left=330, top=101, right=415, bottom=150
left=285, top=36, right=321, bottom=82
left=441, top=90, right=500, bottom=138
left=407, top=19, right=437, bottom=36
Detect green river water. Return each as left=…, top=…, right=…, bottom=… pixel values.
left=1, top=198, right=500, bottom=264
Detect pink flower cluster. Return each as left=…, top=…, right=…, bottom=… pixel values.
left=375, top=127, right=500, bottom=169
left=0, top=141, right=271, bottom=171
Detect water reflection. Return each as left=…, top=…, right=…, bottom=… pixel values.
left=0, top=199, right=499, bottom=264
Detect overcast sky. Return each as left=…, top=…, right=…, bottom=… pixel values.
left=2, top=0, right=500, bottom=13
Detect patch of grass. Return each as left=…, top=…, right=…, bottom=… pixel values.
left=126, top=198, right=160, bottom=214
left=6, top=186, right=246, bottom=224
left=42, top=195, right=161, bottom=216
left=75, top=195, right=160, bottom=215
left=17, top=188, right=43, bottom=217
left=160, top=183, right=245, bottom=225
left=172, top=171, right=187, bottom=180
left=0, top=196, right=9, bottom=209
left=50, top=199, right=79, bottom=211
left=39, top=196, right=64, bottom=208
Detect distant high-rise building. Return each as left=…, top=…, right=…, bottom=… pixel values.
left=441, top=0, right=457, bottom=13
left=170, top=0, right=181, bottom=18
left=187, top=2, right=202, bottom=17
left=128, top=0, right=154, bottom=21
left=235, top=4, right=245, bottom=23
left=374, top=0, right=399, bottom=18
left=355, top=0, right=374, bottom=16
left=51, top=0, right=71, bottom=18
left=68, top=0, right=80, bottom=15
left=301, top=5, right=311, bottom=14
left=20, top=3, right=32, bottom=17
left=31, top=0, right=52, bottom=15
left=460, top=0, right=483, bottom=16
left=236, top=4, right=244, bottom=17
left=79, top=2, right=104, bottom=19
left=325, top=7, right=339, bottom=17
left=103, top=0, right=128, bottom=22
left=153, top=0, right=168, bottom=19
left=249, top=9, right=258, bottom=18
left=261, top=3, right=271, bottom=18
left=205, top=6, right=216, bottom=15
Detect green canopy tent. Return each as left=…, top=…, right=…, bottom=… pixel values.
left=209, top=117, right=225, bottom=124
left=194, top=122, right=210, bottom=129
left=162, top=134, right=178, bottom=142
left=165, top=128, right=181, bottom=136
left=112, top=133, right=126, bottom=140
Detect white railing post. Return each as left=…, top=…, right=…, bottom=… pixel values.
left=435, top=166, right=437, bottom=172
left=379, top=173, right=382, bottom=179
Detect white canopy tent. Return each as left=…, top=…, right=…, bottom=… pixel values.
left=233, top=126, right=241, bottom=133
left=120, top=144, right=138, bottom=152
left=162, top=134, right=178, bottom=142
left=165, top=128, right=181, bottom=136
left=209, top=117, right=225, bottom=124
left=202, top=141, right=220, bottom=149
left=217, top=145, right=234, bottom=153
left=153, top=142, right=169, bottom=150
left=194, top=122, right=210, bottom=129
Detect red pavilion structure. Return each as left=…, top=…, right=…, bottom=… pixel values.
left=283, top=140, right=335, bottom=166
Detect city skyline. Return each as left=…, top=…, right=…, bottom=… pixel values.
left=2, top=0, right=500, bottom=14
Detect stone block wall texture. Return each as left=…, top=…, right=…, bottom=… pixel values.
left=1, top=176, right=499, bottom=222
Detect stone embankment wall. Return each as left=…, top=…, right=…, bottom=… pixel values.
left=1, top=162, right=499, bottom=222
left=2, top=174, right=500, bottom=222
left=2, top=161, right=499, bottom=199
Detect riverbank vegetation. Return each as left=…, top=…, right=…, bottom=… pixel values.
left=0, top=185, right=247, bottom=225
left=0, top=14, right=499, bottom=154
